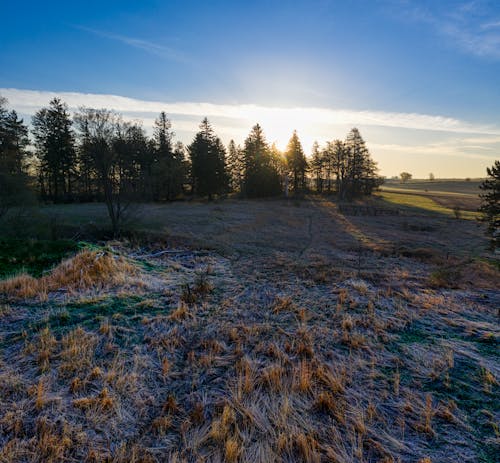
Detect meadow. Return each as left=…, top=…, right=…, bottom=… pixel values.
left=380, top=180, right=483, bottom=217
left=0, top=194, right=498, bottom=463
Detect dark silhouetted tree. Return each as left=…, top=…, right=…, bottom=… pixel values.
left=479, top=160, right=500, bottom=251
left=227, top=139, right=245, bottom=193
left=243, top=124, right=281, bottom=198
left=32, top=98, right=76, bottom=202
left=342, top=128, right=380, bottom=199
left=0, top=96, right=33, bottom=217
left=269, top=143, right=287, bottom=192
left=285, top=130, right=308, bottom=192
left=400, top=172, right=412, bottom=183
left=151, top=112, right=184, bottom=200
left=331, top=139, right=346, bottom=195
left=188, top=118, right=228, bottom=199
left=74, top=108, right=138, bottom=236
left=310, top=141, right=323, bottom=192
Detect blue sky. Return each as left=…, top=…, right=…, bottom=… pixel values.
left=1, top=0, right=499, bottom=177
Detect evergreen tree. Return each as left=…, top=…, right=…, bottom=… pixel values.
left=269, top=143, right=287, bottom=191
left=243, top=124, right=281, bottom=198
left=76, top=114, right=99, bottom=201
left=310, top=141, right=323, bottom=192
left=0, top=97, right=29, bottom=175
left=173, top=141, right=189, bottom=196
left=32, top=98, right=76, bottom=202
left=113, top=121, right=148, bottom=198
left=479, top=160, right=500, bottom=251
left=322, top=141, right=335, bottom=193
left=152, top=112, right=183, bottom=200
left=331, top=139, right=346, bottom=195
left=188, top=118, right=227, bottom=199
left=342, top=128, right=381, bottom=199
left=0, top=96, right=32, bottom=217
left=227, top=139, right=245, bottom=193
left=285, top=130, right=308, bottom=192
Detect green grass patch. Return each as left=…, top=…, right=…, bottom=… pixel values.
left=382, top=180, right=481, bottom=195
left=376, top=191, right=478, bottom=219
left=422, top=355, right=499, bottom=462
left=0, top=239, right=82, bottom=278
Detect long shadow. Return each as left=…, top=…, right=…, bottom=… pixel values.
left=308, top=195, right=393, bottom=252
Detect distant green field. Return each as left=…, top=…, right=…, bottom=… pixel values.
left=376, top=191, right=480, bottom=219
left=380, top=179, right=482, bottom=216
left=382, top=179, right=482, bottom=196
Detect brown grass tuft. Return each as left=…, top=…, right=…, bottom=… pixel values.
left=313, top=391, right=336, bottom=414
left=73, top=387, right=114, bottom=412
left=35, top=379, right=46, bottom=411
left=261, top=364, right=286, bottom=391
left=169, top=301, right=191, bottom=321
left=272, top=296, right=294, bottom=314
left=294, top=360, right=312, bottom=393
left=0, top=249, right=136, bottom=299
left=294, top=433, right=320, bottom=463
left=224, top=437, right=240, bottom=462
left=151, top=415, right=173, bottom=436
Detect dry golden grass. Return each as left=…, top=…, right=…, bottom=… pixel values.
left=0, top=249, right=137, bottom=299
left=0, top=199, right=498, bottom=463
left=168, top=301, right=191, bottom=321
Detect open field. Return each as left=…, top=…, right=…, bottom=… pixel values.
left=382, top=180, right=483, bottom=196
left=381, top=180, right=483, bottom=214
left=0, top=197, right=498, bottom=462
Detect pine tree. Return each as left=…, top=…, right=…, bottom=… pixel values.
left=32, top=98, right=76, bottom=202
left=173, top=141, right=189, bottom=196
left=479, top=160, right=500, bottom=251
left=0, top=97, right=29, bottom=175
left=152, top=112, right=182, bottom=200
left=322, top=141, right=335, bottom=193
left=310, top=141, right=323, bottom=192
left=0, top=96, right=32, bottom=217
left=188, top=118, right=227, bottom=199
left=227, top=139, right=244, bottom=193
left=269, top=143, right=287, bottom=191
left=243, top=124, right=281, bottom=198
left=331, top=139, right=346, bottom=196
left=285, top=130, right=308, bottom=192
left=343, top=128, right=381, bottom=199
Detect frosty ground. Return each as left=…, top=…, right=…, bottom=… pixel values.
left=0, top=196, right=498, bottom=462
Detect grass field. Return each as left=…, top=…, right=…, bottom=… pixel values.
left=382, top=179, right=483, bottom=195
left=0, top=197, right=498, bottom=462
left=381, top=180, right=483, bottom=214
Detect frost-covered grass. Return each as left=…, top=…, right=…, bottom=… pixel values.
left=0, top=197, right=498, bottom=462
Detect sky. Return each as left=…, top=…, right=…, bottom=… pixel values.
left=1, top=0, right=499, bottom=178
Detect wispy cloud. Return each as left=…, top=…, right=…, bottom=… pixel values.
left=480, top=20, right=500, bottom=30
left=371, top=141, right=496, bottom=161
left=388, top=1, right=500, bottom=59
left=2, top=87, right=497, bottom=177
left=2, top=87, right=498, bottom=136
left=74, top=26, right=192, bottom=65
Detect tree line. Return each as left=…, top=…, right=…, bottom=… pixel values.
left=1, top=96, right=384, bottom=233
left=1, top=95, right=498, bottom=248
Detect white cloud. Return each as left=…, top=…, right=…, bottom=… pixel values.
left=3, top=87, right=497, bottom=177
left=389, top=1, right=500, bottom=59
left=480, top=20, right=500, bottom=30
left=74, top=26, right=192, bottom=65
left=2, top=87, right=498, bottom=137
left=371, top=142, right=496, bottom=161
